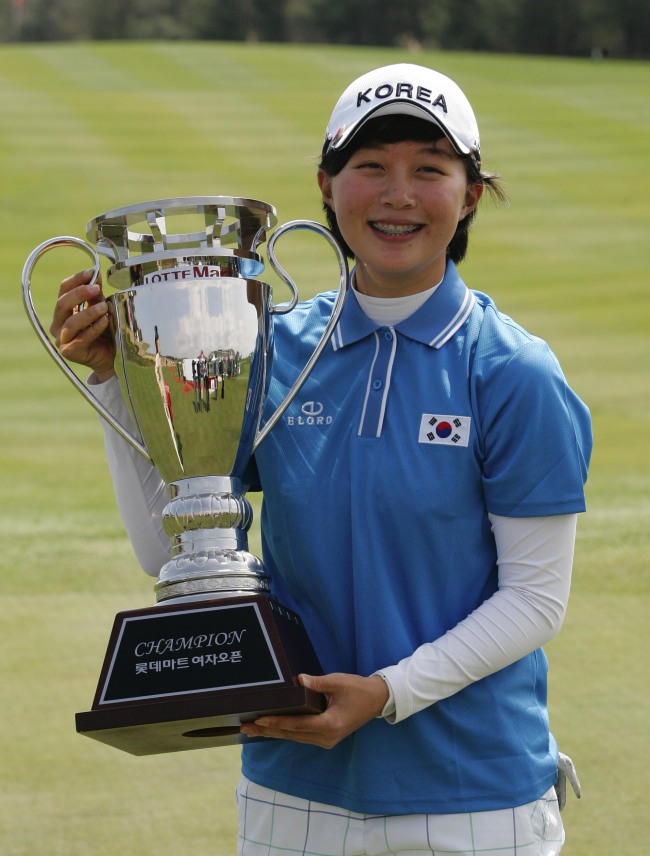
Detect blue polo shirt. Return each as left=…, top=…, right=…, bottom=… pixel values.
left=242, top=260, right=592, bottom=814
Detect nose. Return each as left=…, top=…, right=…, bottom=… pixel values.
left=379, top=167, right=415, bottom=208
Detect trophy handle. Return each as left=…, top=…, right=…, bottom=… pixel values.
left=252, top=220, right=350, bottom=451
left=21, top=236, right=152, bottom=463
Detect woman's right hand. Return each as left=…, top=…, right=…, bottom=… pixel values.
left=50, top=269, right=116, bottom=382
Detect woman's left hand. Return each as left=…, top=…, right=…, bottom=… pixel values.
left=239, top=672, right=389, bottom=749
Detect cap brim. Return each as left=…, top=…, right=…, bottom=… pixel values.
left=328, top=100, right=472, bottom=156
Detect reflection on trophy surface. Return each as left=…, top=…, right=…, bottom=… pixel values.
left=22, top=197, right=349, bottom=754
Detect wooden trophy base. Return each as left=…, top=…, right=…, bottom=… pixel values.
left=76, top=594, right=325, bottom=755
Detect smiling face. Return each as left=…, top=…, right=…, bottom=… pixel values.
left=318, top=135, right=482, bottom=297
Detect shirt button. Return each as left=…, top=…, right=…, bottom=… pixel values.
left=372, top=379, right=383, bottom=390
left=384, top=330, right=393, bottom=341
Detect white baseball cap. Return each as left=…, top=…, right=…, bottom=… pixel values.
left=324, top=63, right=481, bottom=162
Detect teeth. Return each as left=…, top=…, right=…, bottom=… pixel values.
left=372, top=223, right=420, bottom=236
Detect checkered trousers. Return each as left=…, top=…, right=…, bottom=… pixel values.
left=236, top=776, right=564, bottom=856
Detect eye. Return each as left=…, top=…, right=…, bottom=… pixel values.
left=418, top=163, right=444, bottom=176
left=355, top=160, right=384, bottom=171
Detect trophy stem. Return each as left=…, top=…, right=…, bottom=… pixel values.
left=155, top=476, right=270, bottom=604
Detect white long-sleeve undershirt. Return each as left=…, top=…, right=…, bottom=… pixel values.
left=91, top=374, right=577, bottom=724
left=90, top=374, right=169, bottom=575
left=376, top=512, right=576, bottom=723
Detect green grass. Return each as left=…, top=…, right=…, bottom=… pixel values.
left=1, top=41, right=649, bottom=854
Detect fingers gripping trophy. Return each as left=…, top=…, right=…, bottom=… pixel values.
left=22, top=197, right=349, bottom=755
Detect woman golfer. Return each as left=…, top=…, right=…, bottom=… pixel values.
left=51, top=63, right=591, bottom=856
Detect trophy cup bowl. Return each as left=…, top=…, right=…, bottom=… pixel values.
left=22, top=197, right=349, bottom=754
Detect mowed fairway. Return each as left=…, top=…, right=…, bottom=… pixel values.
left=1, top=41, right=649, bottom=855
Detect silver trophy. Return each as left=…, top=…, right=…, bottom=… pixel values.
left=22, top=197, right=349, bottom=754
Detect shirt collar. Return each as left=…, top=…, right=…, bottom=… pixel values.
left=330, top=260, right=475, bottom=351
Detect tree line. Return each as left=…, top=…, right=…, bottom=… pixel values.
left=2, top=0, right=648, bottom=60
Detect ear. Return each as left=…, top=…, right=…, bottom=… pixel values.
left=317, top=169, right=334, bottom=210
left=462, top=182, right=483, bottom=218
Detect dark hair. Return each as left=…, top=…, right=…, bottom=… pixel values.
left=318, top=115, right=506, bottom=264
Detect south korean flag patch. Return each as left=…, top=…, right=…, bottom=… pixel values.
left=419, top=414, right=471, bottom=447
